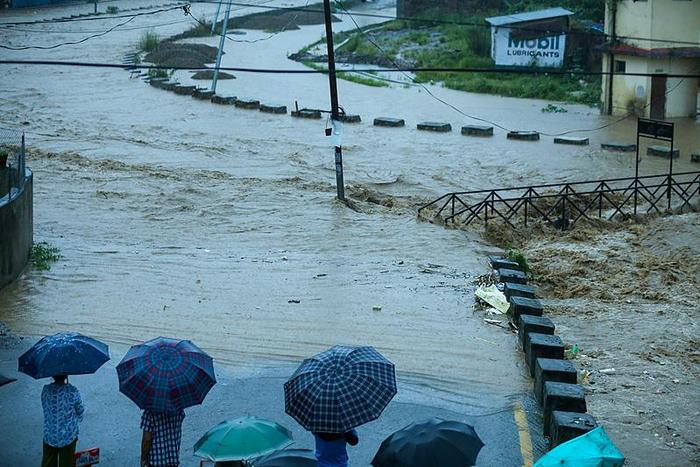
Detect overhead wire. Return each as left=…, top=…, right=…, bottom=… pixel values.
left=332, top=0, right=695, bottom=136
left=2, top=18, right=190, bottom=34
left=183, top=0, right=700, bottom=47
left=0, top=4, right=189, bottom=26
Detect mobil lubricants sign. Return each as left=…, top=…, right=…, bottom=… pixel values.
left=491, top=27, right=566, bottom=67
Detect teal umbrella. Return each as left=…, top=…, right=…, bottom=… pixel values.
left=534, top=427, right=625, bottom=467
left=194, top=416, right=294, bottom=462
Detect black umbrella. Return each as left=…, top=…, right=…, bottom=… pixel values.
left=0, top=372, right=17, bottom=387
left=250, top=448, right=316, bottom=467
left=372, top=418, right=484, bottom=467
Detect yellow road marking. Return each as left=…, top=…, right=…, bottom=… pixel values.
left=514, top=402, right=534, bottom=467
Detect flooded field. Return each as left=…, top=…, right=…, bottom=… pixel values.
left=1, top=0, right=699, bottom=463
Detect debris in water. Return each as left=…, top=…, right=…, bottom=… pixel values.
left=372, top=305, right=382, bottom=311
left=474, top=284, right=509, bottom=314
left=288, top=299, right=300, bottom=304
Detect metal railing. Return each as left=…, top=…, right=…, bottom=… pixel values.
left=0, top=128, right=27, bottom=203
left=418, top=172, right=700, bottom=229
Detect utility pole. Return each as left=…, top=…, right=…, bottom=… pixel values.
left=322, top=0, right=345, bottom=201
left=94, top=0, right=97, bottom=14
left=211, top=0, right=232, bottom=93
left=211, top=0, right=222, bottom=35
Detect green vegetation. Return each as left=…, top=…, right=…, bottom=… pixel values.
left=507, top=248, right=531, bottom=274
left=147, top=68, right=170, bottom=79
left=541, top=104, right=568, bottom=113
left=31, top=242, right=61, bottom=271
left=106, top=5, right=119, bottom=14
left=332, top=18, right=600, bottom=106
left=303, top=61, right=389, bottom=87
left=138, top=31, right=160, bottom=52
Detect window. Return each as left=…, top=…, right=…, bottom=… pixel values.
left=615, top=60, right=626, bottom=73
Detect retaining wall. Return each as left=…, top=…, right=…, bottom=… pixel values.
left=0, top=170, right=33, bottom=289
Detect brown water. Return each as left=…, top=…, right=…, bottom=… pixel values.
left=1, top=0, right=699, bottom=415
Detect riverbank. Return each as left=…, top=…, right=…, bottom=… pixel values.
left=485, top=212, right=700, bottom=466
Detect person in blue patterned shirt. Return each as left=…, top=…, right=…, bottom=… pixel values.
left=140, top=410, right=186, bottom=467
left=41, top=374, right=84, bottom=467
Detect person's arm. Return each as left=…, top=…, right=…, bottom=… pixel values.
left=141, top=431, right=153, bottom=467
left=74, top=388, right=85, bottom=422
left=345, top=429, right=359, bottom=446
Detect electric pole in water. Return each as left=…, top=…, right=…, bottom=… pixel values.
left=211, top=0, right=233, bottom=94
left=322, top=0, right=345, bottom=201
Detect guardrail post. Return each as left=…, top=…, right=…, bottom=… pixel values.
left=524, top=188, right=530, bottom=226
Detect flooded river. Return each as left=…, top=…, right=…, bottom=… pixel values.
left=1, top=0, right=699, bottom=418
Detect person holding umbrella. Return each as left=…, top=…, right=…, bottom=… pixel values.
left=284, top=345, right=397, bottom=467
left=140, top=409, right=186, bottom=467
left=18, top=332, right=110, bottom=467
left=116, top=337, right=217, bottom=467
left=41, top=374, right=85, bottom=467
left=313, top=430, right=359, bottom=467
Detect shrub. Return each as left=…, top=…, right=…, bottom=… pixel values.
left=31, top=242, right=61, bottom=271
left=139, top=31, right=160, bottom=52
left=106, top=5, right=118, bottom=14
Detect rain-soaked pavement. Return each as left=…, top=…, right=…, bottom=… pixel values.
left=0, top=0, right=699, bottom=464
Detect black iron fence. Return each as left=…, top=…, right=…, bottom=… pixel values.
left=418, top=172, right=700, bottom=229
left=0, top=128, right=27, bottom=202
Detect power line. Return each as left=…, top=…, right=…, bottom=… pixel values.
left=2, top=18, right=189, bottom=34
left=0, top=14, right=142, bottom=50
left=0, top=4, right=188, bottom=26
left=2, top=59, right=699, bottom=79
left=182, top=1, right=700, bottom=47
left=185, top=0, right=311, bottom=44
left=333, top=1, right=695, bottom=137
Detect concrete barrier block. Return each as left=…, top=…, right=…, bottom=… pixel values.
left=417, top=122, right=452, bottom=132
left=511, top=296, right=544, bottom=322
left=192, top=89, right=215, bottom=100
left=339, top=114, right=361, bottom=123
left=235, top=98, right=260, bottom=109
left=504, top=282, right=536, bottom=301
left=647, top=145, right=679, bottom=159
left=526, top=333, right=564, bottom=376
left=498, top=268, right=527, bottom=284
left=554, top=136, right=589, bottom=146
left=148, top=78, right=168, bottom=88
left=260, top=104, right=287, bottom=114
left=691, top=153, right=700, bottom=163
left=488, top=255, right=521, bottom=271
left=601, top=142, right=636, bottom=152
left=550, top=411, right=597, bottom=448
left=461, top=125, right=493, bottom=137
left=291, top=109, right=322, bottom=119
left=507, top=131, right=540, bottom=141
left=534, top=358, right=577, bottom=404
left=173, top=85, right=197, bottom=95
left=374, top=117, right=405, bottom=127
left=543, top=382, right=587, bottom=436
left=518, top=315, right=554, bottom=349
left=211, top=95, right=237, bottom=105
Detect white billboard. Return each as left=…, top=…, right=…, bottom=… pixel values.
left=491, top=27, right=566, bottom=68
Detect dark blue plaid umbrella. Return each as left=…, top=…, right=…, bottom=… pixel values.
left=18, top=332, right=110, bottom=379
left=284, top=345, right=397, bottom=433
left=0, top=373, right=17, bottom=387
left=116, top=337, right=216, bottom=412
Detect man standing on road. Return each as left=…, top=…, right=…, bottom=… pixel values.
left=140, top=409, right=186, bottom=467
left=41, top=374, right=84, bottom=467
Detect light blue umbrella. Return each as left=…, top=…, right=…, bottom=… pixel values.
left=534, top=427, right=625, bottom=467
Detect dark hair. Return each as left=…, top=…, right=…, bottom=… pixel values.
left=53, top=375, right=67, bottom=383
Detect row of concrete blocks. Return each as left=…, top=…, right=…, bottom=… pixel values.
left=601, top=142, right=700, bottom=162
left=488, top=256, right=598, bottom=450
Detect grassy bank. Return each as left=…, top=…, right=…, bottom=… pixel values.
left=331, top=17, right=600, bottom=106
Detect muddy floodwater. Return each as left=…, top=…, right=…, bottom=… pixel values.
left=1, top=0, right=699, bottom=459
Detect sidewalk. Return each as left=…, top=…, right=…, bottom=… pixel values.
left=0, top=338, right=543, bottom=466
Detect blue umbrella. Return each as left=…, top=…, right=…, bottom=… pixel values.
left=0, top=373, right=17, bottom=387
left=18, top=332, right=110, bottom=379
left=284, top=345, right=397, bottom=433
left=534, top=427, right=625, bottom=467
left=117, top=337, right=216, bottom=412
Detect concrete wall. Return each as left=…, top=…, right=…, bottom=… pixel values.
left=602, top=55, right=700, bottom=117
left=0, top=171, right=33, bottom=289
